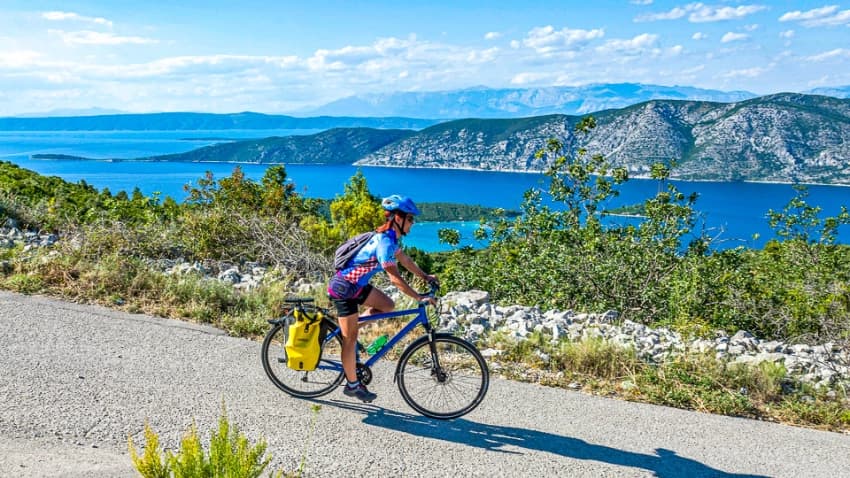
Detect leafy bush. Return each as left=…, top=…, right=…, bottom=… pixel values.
left=2, top=273, right=44, bottom=294
left=178, top=166, right=328, bottom=274
left=128, top=410, right=282, bottom=478
left=300, top=170, right=384, bottom=253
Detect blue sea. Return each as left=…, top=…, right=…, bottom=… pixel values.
left=1, top=130, right=848, bottom=252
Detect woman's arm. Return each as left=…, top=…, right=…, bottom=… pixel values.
left=395, top=249, right=437, bottom=284
left=383, top=264, right=434, bottom=304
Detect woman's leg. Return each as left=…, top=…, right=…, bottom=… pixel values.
left=361, top=287, right=395, bottom=317
left=338, top=312, right=359, bottom=382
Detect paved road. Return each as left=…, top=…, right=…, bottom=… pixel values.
left=1, top=290, right=848, bottom=477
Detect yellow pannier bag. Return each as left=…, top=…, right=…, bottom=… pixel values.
left=285, top=310, right=323, bottom=371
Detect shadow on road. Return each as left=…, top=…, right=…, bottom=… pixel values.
left=313, top=399, right=769, bottom=478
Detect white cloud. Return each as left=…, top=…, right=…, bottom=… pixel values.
left=522, top=25, right=604, bottom=53
left=636, top=3, right=767, bottom=23
left=311, top=45, right=379, bottom=65
left=510, top=40, right=520, bottom=49
left=597, top=33, right=659, bottom=53
left=689, top=4, right=767, bottom=23
left=681, top=64, right=705, bottom=75
left=467, top=47, right=500, bottom=64
left=484, top=32, right=502, bottom=40
left=630, top=0, right=654, bottom=5
left=779, top=29, right=795, bottom=38
left=510, top=71, right=553, bottom=85
left=744, top=24, right=759, bottom=31
left=720, top=66, right=767, bottom=78
left=635, top=6, right=688, bottom=22
left=374, top=36, right=416, bottom=55
left=692, top=32, right=707, bottom=40
left=806, top=48, right=850, bottom=61
left=721, top=32, right=749, bottom=43
left=0, top=50, right=43, bottom=68
left=111, top=55, right=299, bottom=79
left=50, top=30, right=158, bottom=46
left=779, top=5, right=850, bottom=27
left=42, top=11, right=113, bottom=28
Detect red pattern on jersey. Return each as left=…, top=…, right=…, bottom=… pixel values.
left=343, top=258, right=378, bottom=283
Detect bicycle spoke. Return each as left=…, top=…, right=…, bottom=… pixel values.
left=397, top=335, right=489, bottom=419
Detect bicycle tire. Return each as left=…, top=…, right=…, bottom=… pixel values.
left=261, top=318, right=345, bottom=398
left=396, top=334, right=489, bottom=419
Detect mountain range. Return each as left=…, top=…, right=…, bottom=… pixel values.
left=301, top=83, right=760, bottom=118
left=39, top=93, right=850, bottom=185
left=6, top=82, right=849, bottom=126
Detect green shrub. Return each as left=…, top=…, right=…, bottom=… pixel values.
left=488, top=332, right=640, bottom=381
left=636, top=355, right=758, bottom=416
left=775, top=398, right=850, bottom=428
left=128, top=423, right=169, bottom=478
left=2, top=273, right=44, bottom=294
left=552, top=338, right=640, bottom=380
left=128, top=410, right=283, bottom=478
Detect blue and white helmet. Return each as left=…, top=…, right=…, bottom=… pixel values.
left=381, top=194, right=420, bottom=216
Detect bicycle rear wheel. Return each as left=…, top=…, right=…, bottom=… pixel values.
left=261, top=318, right=344, bottom=398
left=396, top=334, right=489, bottom=419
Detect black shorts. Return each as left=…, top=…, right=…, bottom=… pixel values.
left=330, top=284, right=373, bottom=316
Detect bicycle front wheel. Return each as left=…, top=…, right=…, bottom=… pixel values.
left=396, top=334, right=489, bottom=419
left=261, top=318, right=344, bottom=398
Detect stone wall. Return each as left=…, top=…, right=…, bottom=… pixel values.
left=440, top=290, right=850, bottom=392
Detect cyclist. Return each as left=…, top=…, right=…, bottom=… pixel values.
left=327, top=194, right=438, bottom=402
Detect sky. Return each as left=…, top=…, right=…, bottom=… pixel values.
left=0, top=0, right=849, bottom=116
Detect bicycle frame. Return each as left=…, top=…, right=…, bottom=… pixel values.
left=320, top=302, right=434, bottom=372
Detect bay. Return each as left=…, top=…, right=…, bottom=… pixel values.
left=1, top=130, right=848, bottom=252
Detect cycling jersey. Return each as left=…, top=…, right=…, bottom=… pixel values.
left=337, top=229, right=399, bottom=287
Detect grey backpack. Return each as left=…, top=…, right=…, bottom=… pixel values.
left=333, top=231, right=376, bottom=271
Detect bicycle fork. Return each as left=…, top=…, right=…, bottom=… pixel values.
left=425, top=330, right=448, bottom=382
left=392, top=328, right=447, bottom=384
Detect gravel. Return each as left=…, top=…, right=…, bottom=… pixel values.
left=1, top=290, right=849, bottom=477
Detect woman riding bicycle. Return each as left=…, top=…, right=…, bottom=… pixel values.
left=327, top=194, right=438, bottom=402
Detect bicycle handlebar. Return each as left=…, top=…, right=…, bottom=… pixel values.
left=417, top=282, right=441, bottom=304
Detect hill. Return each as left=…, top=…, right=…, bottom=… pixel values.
left=132, top=128, right=414, bottom=165
left=357, top=93, right=850, bottom=184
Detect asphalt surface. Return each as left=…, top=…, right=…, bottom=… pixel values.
left=1, top=290, right=849, bottom=477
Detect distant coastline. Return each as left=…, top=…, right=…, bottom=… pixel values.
left=28, top=153, right=850, bottom=188
left=356, top=163, right=850, bottom=188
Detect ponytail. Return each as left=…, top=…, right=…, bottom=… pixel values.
left=376, top=210, right=393, bottom=233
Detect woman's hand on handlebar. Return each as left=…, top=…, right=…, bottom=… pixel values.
left=419, top=275, right=439, bottom=306
left=419, top=294, right=438, bottom=306
left=424, top=274, right=440, bottom=288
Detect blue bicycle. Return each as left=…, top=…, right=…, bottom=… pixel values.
left=261, top=286, right=489, bottom=419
